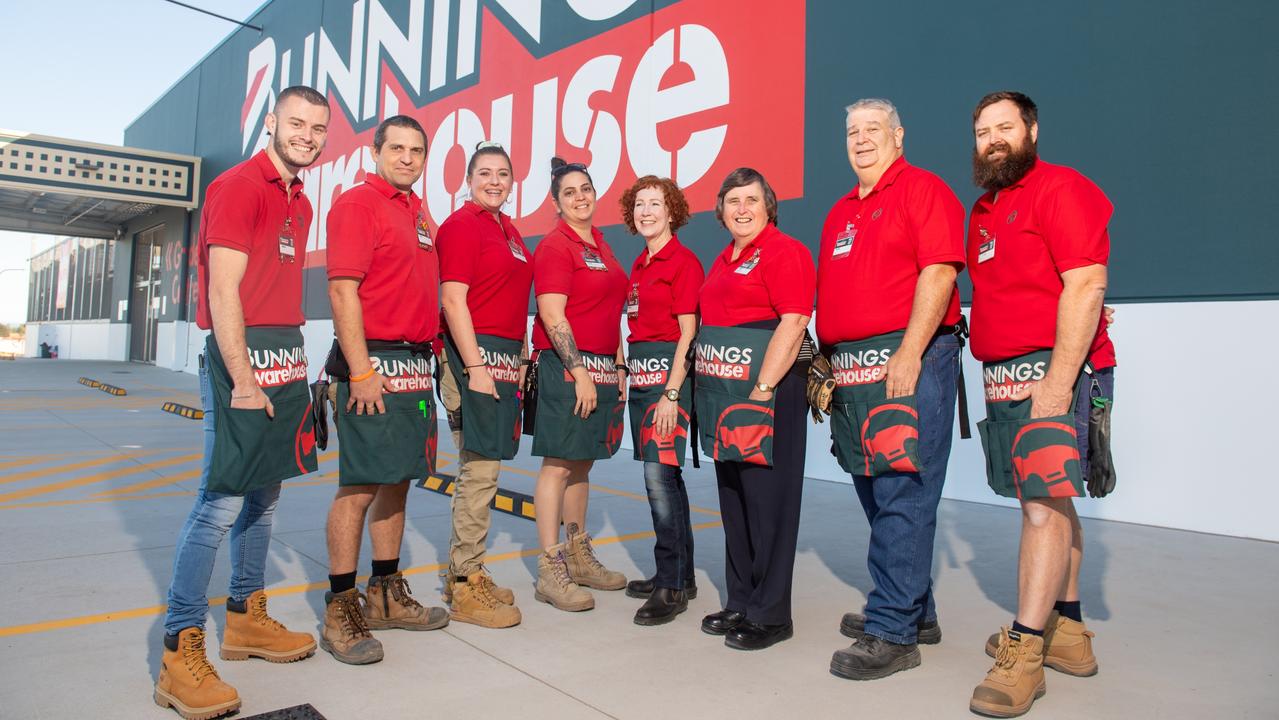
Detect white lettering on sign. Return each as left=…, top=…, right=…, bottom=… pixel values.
left=983, top=361, right=1048, bottom=401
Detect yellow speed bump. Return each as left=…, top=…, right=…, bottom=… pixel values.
left=161, top=402, right=204, bottom=420
left=97, top=383, right=127, bottom=396
left=417, top=473, right=537, bottom=520
left=77, top=377, right=101, bottom=388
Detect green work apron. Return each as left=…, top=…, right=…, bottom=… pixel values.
left=532, top=350, right=625, bottom=461
left=977, top=350, right=1084, bottom=499
left=694, top=325, right=775, bottom=466
left=626, top=341, right=693, bottom=466
left=334, top=344, right=438, bottom=486
left=205, top=327, right=317, bottom=495
left=828, top=331, right=924, bottom=477
left=442, top=333, right=524, bottom=460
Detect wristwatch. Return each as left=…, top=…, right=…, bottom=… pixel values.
left=663, top=388, right=680, bottom=402
left=755, top=381, right=774, bottom=393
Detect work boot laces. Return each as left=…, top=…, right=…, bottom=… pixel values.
left=550, top=551, right=574, bottom=589
left=181, top=629, right=220, bottom=682
left=336, top=592, right=373, bottom=639
left=577, top=533, right=608, bottom=574
left=472, top=575, right=501, bottom=609
left=992, top=633, right=1020, bottom=678
left=250, top=592, right=286, bottom=632
left=384, top=575, right=423, bottom=611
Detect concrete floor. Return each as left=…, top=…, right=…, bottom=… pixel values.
left=0, top=358, right=1275, bottom=720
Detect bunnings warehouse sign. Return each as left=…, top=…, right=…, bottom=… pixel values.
left=235, top=0, right=805, bottom=268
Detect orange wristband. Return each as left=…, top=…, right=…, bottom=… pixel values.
left=349, top=367, right=376, bottom=383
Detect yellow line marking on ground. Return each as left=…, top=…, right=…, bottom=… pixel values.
left=0, top=520, right=723, bottom=638
left=0, top=456, right=52, bottom=471
left=90, top=451, right=342, bottom=497
left=0, top=449, right=169, bottom=486
left=491, top=460, right=721, bottom=517
left=0, top=454, right=201, bottom=504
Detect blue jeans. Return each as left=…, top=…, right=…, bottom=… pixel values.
left=643, top=461, right=695, bottom=589
left=163, top=361, right=281, bottom=635
left=854, top=334, right=960, bottom=644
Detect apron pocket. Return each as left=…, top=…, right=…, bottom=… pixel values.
left=336, top=387, right=435, bottom=485
left=699, top=387, right=775, bottom=466
left=980, top=414, right=1082, bottom=499
left=830, top=401, right=860, bottom=475
left=859, top=394, right=923, bottom=476
left=209, top=392, right=316, bottom=495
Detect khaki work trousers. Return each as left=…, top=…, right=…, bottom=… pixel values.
left=440, top=357, right=503, bottom=577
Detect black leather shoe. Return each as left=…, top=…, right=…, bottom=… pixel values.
left=700, top=609, right=746, bottom=635
left=839, top=612, right=941, bottom=644
left=626, top=577, right=697, bottom=600
left=725, top=621, right=793, bottom=650
left=830, top=635, right=921, bottom=680
left=633, top=587, right=688, bottom=626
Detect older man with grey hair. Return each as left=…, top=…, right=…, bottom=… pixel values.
left=815, top=98, right=968, bottom=680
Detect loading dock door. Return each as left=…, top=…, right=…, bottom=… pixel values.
left=129, top=225, right=163, bottom=363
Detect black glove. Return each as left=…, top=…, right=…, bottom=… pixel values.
left=1086, top=395, right=1116, bottom=498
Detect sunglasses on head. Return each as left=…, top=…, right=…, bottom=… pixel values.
left=475, top=140, right=505, bottom=151
left=551, top=162, right=588, bottom=177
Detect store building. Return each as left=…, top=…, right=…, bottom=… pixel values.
left=13, top=0, right=1278, bottom=540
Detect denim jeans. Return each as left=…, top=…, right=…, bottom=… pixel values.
left=643, top=461, right=694, bottom=589
left=855, top=334, right=960, bottom=644
left=163, top=360, right=281, bottom=635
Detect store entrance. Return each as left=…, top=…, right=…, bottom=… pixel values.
left=129, top=226, right=164, bottom=363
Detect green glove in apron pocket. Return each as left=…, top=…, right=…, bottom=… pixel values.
left=206, top=327, right=317, bottom=495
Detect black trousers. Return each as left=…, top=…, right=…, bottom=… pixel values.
left=714, top=370, right=808, bottom=625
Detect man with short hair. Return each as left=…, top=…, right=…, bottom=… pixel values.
left=154, top=86, right=330, bottom=720
left=320, top=115, right=449, bottom=665
left=966, top=91, right=1115, bottom=718
left=818, top=99, right=967, bottom=680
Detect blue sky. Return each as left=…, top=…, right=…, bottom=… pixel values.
left=0, top=0, right=265, bottom=322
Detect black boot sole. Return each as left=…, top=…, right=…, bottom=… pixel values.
left=829, top=647, right=921, bottom=680
left=633, top=604, right=687, bottom=626
left=840, top=616, right=941, bottom=645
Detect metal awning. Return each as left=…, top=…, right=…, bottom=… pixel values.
left=0, top=130, right=201, bottom=239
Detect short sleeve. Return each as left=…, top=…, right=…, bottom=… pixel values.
left=326, top=200, right=376, bottom=280
left=1040, top=173, right=1113, bottom=272
left=436, top=214, right=477, bottom=285
left=533, top=236, right=576, bottom=296
left=670, top=251, right=705, bottom=315
left=762, top=240, right=816, bottom=316
left=908, top=174, right=967, bottom=270
left=203, top=178, right=262, bottom=253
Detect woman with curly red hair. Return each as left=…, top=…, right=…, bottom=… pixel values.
left=617, top=176, right=705, bottom=626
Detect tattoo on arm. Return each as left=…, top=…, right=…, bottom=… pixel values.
left=548, top=320, right=584, bottom=370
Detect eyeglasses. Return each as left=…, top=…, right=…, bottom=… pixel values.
left=551, top=162, right=588, bottom=177
left=475, top=140, right=505, bottom=151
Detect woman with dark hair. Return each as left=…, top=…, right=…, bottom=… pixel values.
left=696, top=167, right=816, bottom=650
left=529, top=157, right=630, bottom=612
left=616, top=176, right=705, bottom=626
left=435, top=142, right=531, bottom=629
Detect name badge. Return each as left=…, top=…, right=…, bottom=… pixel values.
left=734, top=248, right=761, bottom=275
left=416, top=214, right=434, bottom=251
left=977, top=226, right=996, bottom=263
left=278, top=219, right=296, bottom=261
left=583, top=248, right=608, bottom=271
left=832, top=222, right=855, bottom=259
left=508, top=238, right=527, bottom=262
left=626, top=283, right=640, bottom=320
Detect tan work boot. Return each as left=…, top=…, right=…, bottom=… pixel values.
left=220, top=589, right=316, bottom=662
left=365, top=572, right=450, bottom=631
left=153, top=627, right=241, bottom=720
left=985, top=612, right=1098, bottom=677
left=320, top=589, right=383, bottom=665
left=535, top=544, right=595, bottom=611
left=564, top=522, right=626, bottom=590
left=450, top=573, right=523, bottom=628
left=970, top=627, right=1046, bottom=718
left=442, top=566, right=515, bottom=606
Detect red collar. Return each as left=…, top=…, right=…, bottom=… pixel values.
left=250, top=150, right=304, bottom=193
left=718, top=223, right=779, bottom=264
left=554, top=218, right=605, bottom=248
left=978, top=158, right=1043, bottom=209
left=843, top=155, right=909, bottom=202
left=363, top=172, right=420, bottom=209
left=644, top=234, right=683, bottom=264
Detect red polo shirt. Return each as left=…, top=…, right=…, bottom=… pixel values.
left=195, top=150, right=311, bottom=329
left=816, top=157, right=965, bottom=345
left=626, top=235, right=705, bottom=343
left=437, top=201, right=533, bottom=341
left=967, top=159, right=1116, bottom=369
left=700, top=223, right=815, bottom=326
left=531, top=220, right=628, bottom=355
left=326, top=173, right=439, bottom=343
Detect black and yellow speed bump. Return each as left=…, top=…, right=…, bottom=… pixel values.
left=417, top=473, right=537, bottom=521
left=161, top=402, right=204, bottom=420
left=77, top=377, right=101, bottom=388
left=97, top=383, right=127, bottom=396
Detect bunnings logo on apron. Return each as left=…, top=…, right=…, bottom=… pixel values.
left=335, top=345, right=437, bottom=486
left=443, top=334, right=525, bottom=460
left=206, top=327, right=318, bottom=495
left=828, top=331, right=924, bottom=477
left=977, top=350, right=1084, bottom=499
left=694, top=326, right=774, bottom=466
left=627, top=341, right=693, bottom=466
left=532, top=350, right=624, bottom=461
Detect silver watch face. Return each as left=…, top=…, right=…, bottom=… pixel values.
left=665, top=389, right=679, bottom=401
